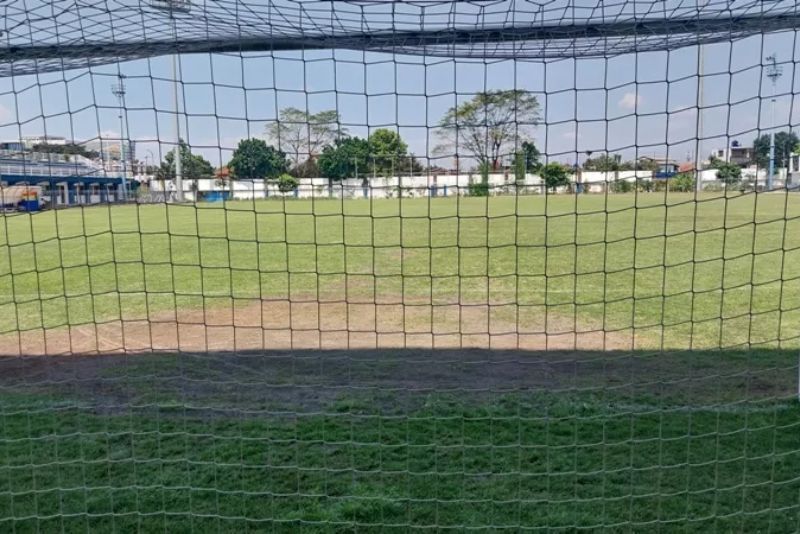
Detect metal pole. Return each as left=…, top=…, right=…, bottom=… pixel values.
left=172, top=45, right=183, bottom=202
left=768, top=99, right=775, bottom=191
left=696, top=44, right=704, bottom=193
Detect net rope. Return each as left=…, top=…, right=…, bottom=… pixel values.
left=0, top=0, right=798, bottom=530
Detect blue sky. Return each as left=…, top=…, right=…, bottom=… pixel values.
left=0, top=26, right=795, bottom=171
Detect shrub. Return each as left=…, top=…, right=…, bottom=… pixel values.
left=636, top=179, right=654, bottom=192
left=715, top=161, right=742, bottom=185
left=703, top=182, right=724, bottom=192
left=468, top=181, right=490, bottom=197
left=276, top=173, right=298, bottom=193
left=610, top=179, right=633, bottom=193
left=670, top=173, right=695, bottom=192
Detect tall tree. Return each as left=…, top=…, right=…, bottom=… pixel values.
left=155, top=140, right=214, bottom=180
left=435, top=90, right=540, bottom=170
left=512, top=141, right=541, bottom=182
left=317, top=137, right=370, bottom=181
left=368, top=129, right=409, bottom=176
left=266, top=108, right=345, bottom=166
left=753, top=131, right=799, bottom=168
left=228, top=138, right=288, bottom=180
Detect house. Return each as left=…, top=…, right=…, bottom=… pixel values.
left=711, top=141, right=755, bottom=167
left=638, top=156, right=679, bottom=178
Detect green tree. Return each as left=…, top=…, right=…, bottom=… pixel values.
left=753, top=131, right=799, bottom=168
left=435, top=90, right=541, bottom=170
left=266, top=108, right=345, bottom=166
left=583, top=154, right=632, bottom=172
left=155, top=140, right=214, bottom=180
left=33, top=143, right=100, bottom=159
left=276, top=174, right=299, bottom=193
left=368, top=129, right=408, bottom=176
left=540, top=162, right=570, bottom=192
left=512, top=141, right=541, bottom=182
left=670, top=173, right=695, bottom=192
left=228, top=138, right=288, bottom=180
left=715, top=161, right=742, bottom=186
left=317, top=137, right=370, bottom=181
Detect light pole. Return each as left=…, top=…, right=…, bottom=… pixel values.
left=766, top=54, right=783, bottom=191
left=150, top=0, right=190, bottom=202
left=111, top=74, right=128, bottom=200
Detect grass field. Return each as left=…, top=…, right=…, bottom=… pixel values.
left=1, top=191, right=799, bottom=351
left=1, top=191, right=799, bottom=530
left=0, top=348, right=797, bottom=531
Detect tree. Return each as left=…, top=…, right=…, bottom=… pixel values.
left=33, top=143, right=100, bottom=159
left=155, top=140, right=214, bottom=181
left=670, top=173, right=695, bottom=192
left=276, top=174, right=299, bottom=193
left=512, top=141, right=541, bottom=182
left=228, top=138, right=288, bottom=180
left=266, top=108, right=345, bottom=166
left=435, top=90, right=541, bottom=170
left=715, top=162, right=742, bottom=186
left=583, top=154, right=632, bottom=172
left=540, top=162, right=570, bottom=191
left=317, top=137, right=370, bottom=181
left=753, top=131, right=799, bottom=169
left=368, top=129, right=409, bottom=176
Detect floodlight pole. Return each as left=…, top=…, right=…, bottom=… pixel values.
left=151, top=0, right=190, bottom=202
left=766, top=54, right=782, bottom=192
left=111, top=75, right=128, bottom=201
left=696, top=44, right=704, bottom=193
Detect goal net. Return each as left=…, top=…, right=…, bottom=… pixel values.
left=0, top=0, right=798, bottom=530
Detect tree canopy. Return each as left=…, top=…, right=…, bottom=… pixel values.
left=368, top=129, right=409, bottom=176
left=228, top=138, right=288, bottom=180
left=583, top=154, right=633, bottom=172
left=753, top=131, right=799, bottom=169
left=714, top=161, right=742, bottom=185
left=266, top=108, right=345, bottom=166
left=155, top=140, right=214, bottom=180
left=317, top=137, right=370, bottom=181
left=540, top=162, right=570, bottom=191
left=32, top=143, right=99, bottom=159
left=435, top=90, right=540, bottom=170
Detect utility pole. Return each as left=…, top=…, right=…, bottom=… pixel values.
left=766, top=54, right=783, bottom=192
left=111, top=74, right=128, bottom=201
left=150, top=0, right=191, bottom=202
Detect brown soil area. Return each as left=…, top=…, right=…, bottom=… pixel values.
left=0, top=300, right=641, bottom=356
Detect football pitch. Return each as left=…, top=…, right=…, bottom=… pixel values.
left=0, top=192, right=799, bottom=531
left=1, top=191, right=799, bottom=352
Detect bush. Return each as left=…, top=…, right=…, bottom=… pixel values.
left=670, top=173, right=695, bottom=192
left=610, top=179, right=633, bottom=193
left=636, top=179, right=654, bottom=192
left=703, top=182, right=724, bottom=192
left=276, top=174, right=298, bottom=193
left=468, top=182, right=490, bottom=197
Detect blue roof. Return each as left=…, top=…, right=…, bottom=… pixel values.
left=1, top=174, right=125, bottom=186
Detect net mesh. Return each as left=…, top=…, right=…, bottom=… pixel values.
left=0, top=0, right=799, bottom=530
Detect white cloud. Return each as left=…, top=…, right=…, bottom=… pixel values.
left=618, top=92, right=643, bottom=110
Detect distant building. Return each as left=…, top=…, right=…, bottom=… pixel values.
left=80, top=138, right=135, bottom=163
left=638, top=156, right=679, bottom=178
left=21, top=135, right=67, bottom=148
left=711, top=141, right=755, bottom=167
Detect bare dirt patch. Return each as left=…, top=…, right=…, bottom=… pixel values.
left=0, top=300, right=642, bottom=356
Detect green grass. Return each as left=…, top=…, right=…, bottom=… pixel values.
left=0, top=362, right=800, bottom=532
left=0, top=348, right=798, bottom=532
left=2, top=186, right=800, bottom=530
left=2, top=191, right=799, bottom=349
